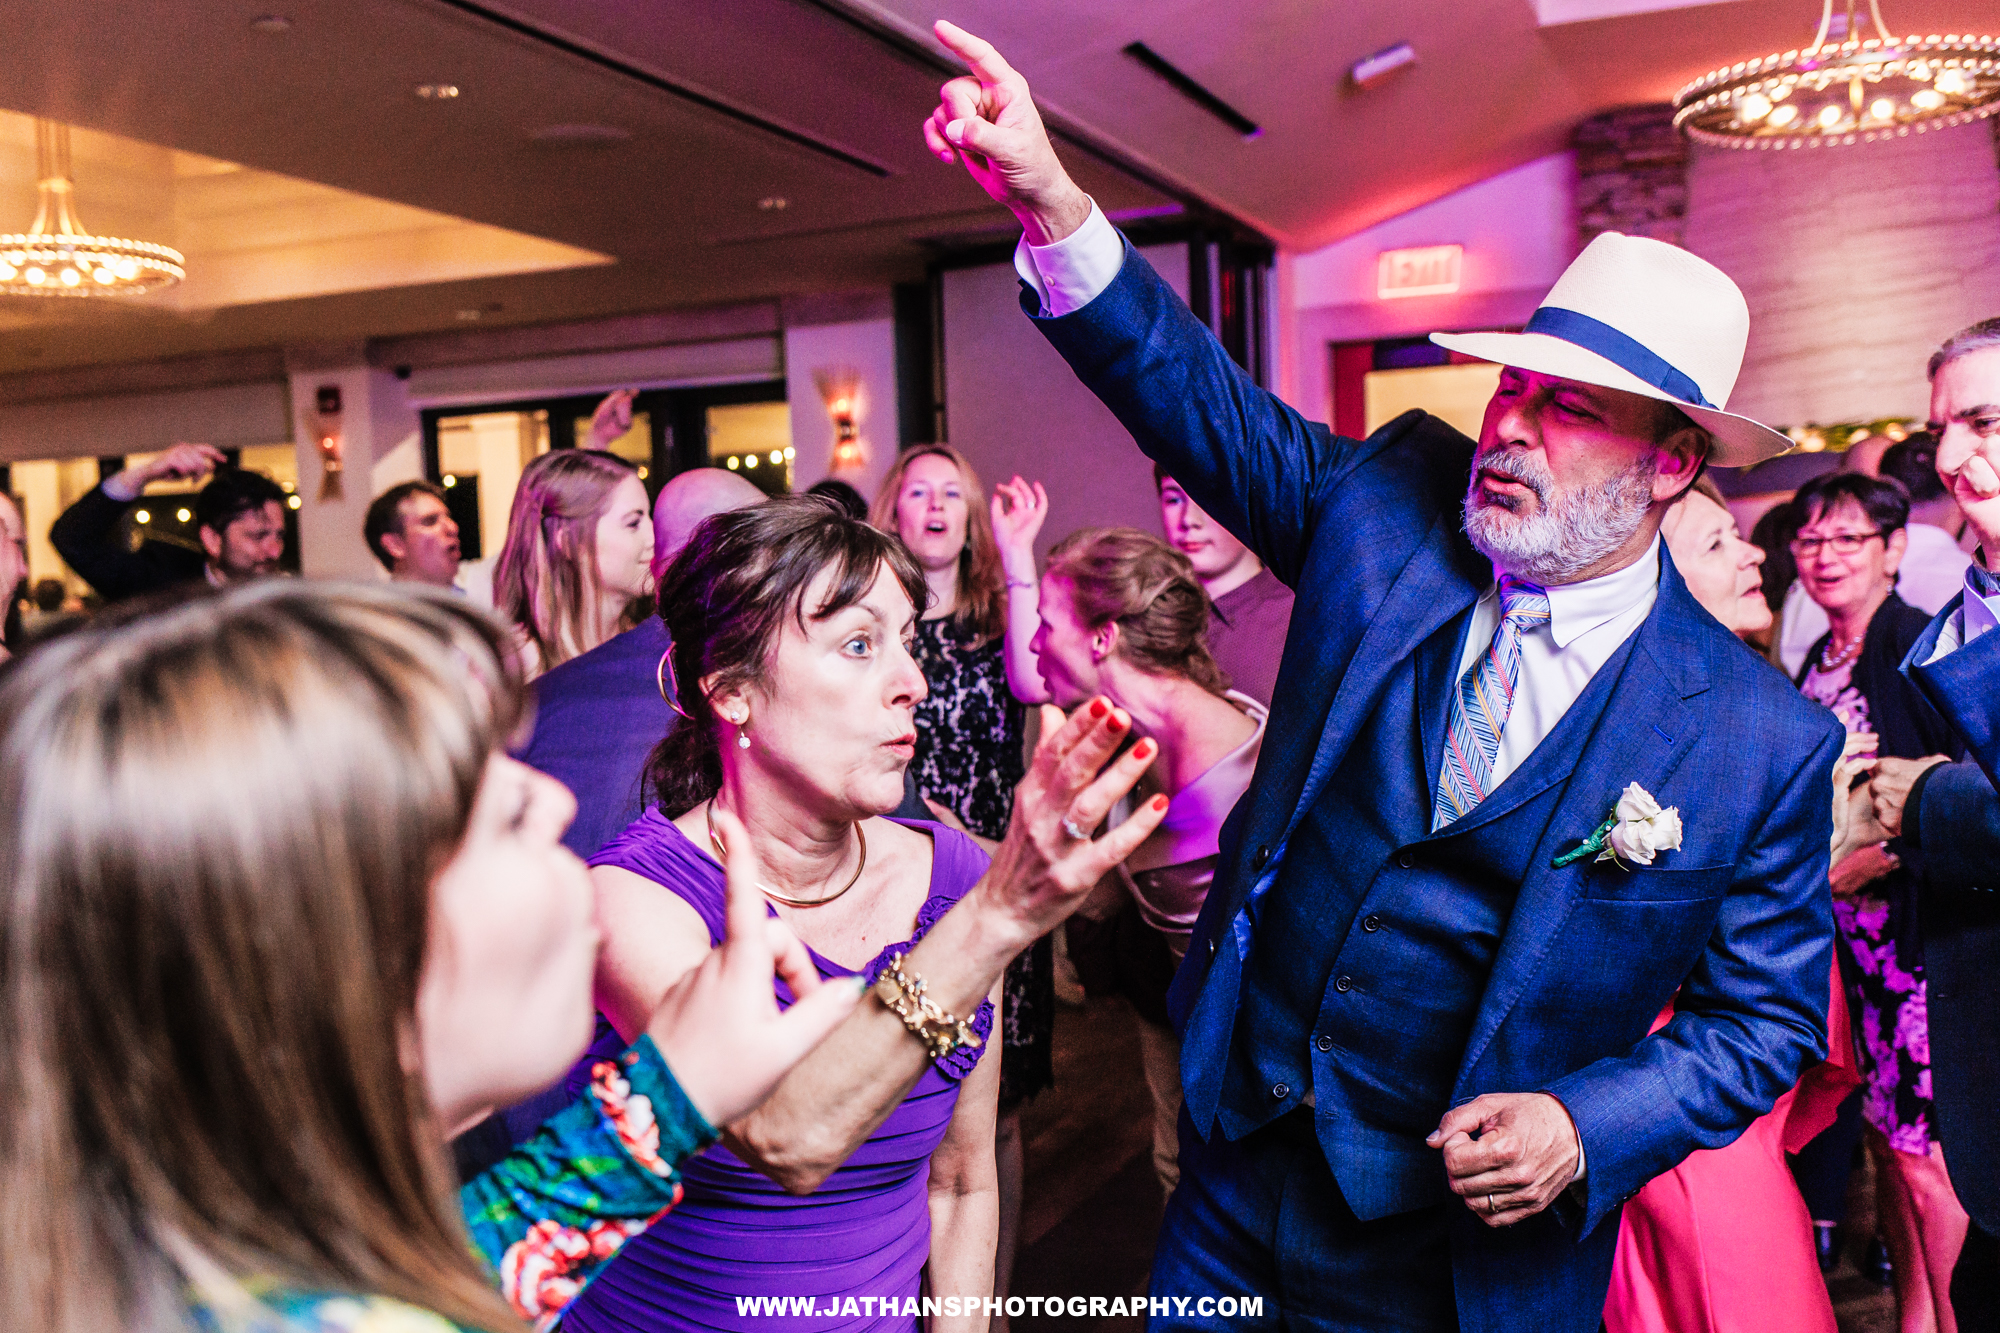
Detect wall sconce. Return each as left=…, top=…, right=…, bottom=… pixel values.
left=814, top=365, right=867, bottom=473
left=313, top=383, right=344, bottom=500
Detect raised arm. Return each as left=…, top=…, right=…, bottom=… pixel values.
left=991, top=475, right=1051, bottom=704
left=50, top=443, right=223, bottom=600
left=923, top=22, right=1373, bottom=586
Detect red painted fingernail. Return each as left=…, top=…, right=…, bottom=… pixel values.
left=1132, top=739, right=1153, bottom=760
left=1107, top=711, right=1127, bottom=732
left=1151, top=794, right=1170, bottom=812
left=1089, top=698, right=1109, bottom=720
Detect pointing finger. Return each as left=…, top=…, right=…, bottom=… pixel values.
left=935, top=19, right=1023, bottom=88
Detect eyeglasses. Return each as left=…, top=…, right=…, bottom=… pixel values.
left=1789, top=531, right=1883, bottom=557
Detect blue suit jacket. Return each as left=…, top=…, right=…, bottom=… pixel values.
left=1031, top=241, right=1842, bottom=1329
left=1901, top=596, right=2000, bottom=1233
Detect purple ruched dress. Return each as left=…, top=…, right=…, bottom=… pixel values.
left=560, top=810, right=994, bottom=1333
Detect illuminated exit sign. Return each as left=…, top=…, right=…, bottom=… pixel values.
left=1376, top=244, right=1463, bottom=299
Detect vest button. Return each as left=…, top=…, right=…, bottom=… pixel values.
left=1396, top=849, right=1416, bottom=869
left=1272, top=1082, right=1290, bottom=1100
left=1316, top=1035, right=1334, bottom=1052
left=1362, top=914, right=1382, bottom=932
left=1253, top=844, right=1270, bottom=871
left=1335, top=974, right=1354, bottom=993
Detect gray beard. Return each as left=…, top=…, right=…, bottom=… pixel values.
left=1462, top=449, right=1657, bottom=585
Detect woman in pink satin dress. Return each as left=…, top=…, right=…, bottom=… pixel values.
left=1603, top=481, right=1862, bottom=1333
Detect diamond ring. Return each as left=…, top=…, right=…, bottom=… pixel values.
left=1061, top=815, right=1090, bottom=841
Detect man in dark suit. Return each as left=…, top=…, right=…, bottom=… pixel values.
left=50, top=443, right=288, bottom=600
left=923, top=25, right=1843, bottom=1331
left=1875, top=316, right=2000, bottom=1329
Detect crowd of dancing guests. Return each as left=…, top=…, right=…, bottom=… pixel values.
left=7, top=302, right=2000, bottom=1333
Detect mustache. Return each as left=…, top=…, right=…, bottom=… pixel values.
left=1474, top=448, right=1552, bottom=504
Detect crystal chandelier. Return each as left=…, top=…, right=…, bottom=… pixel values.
left=0, top=120, right=183, bottom=296
left=1673, top=0, right=1999, bottom=149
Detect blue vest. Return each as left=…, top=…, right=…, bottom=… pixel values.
left=1220, top=608, right=1639, bottom=1219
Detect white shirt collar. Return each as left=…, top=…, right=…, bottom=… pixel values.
left=1486, top=535, right=1660, bottom=649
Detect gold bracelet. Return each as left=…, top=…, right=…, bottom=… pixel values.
left=871, top=951, right=984, bottom=1062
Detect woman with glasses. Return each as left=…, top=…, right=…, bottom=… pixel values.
left=1790, top=471, right=1969, bottom=1333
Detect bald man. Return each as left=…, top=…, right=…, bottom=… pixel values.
left=651, top=466, right=766, bottom=580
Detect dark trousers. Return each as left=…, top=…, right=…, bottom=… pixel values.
left=1148, top=1107, right=1457, bottom=1332
left=1788, top=1087, right=1865, bottom=1223
left=1956, top=1224, right=2000, bottom=1333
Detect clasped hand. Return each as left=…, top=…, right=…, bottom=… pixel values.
left=1427, top=1092, right=1583, bottom=1228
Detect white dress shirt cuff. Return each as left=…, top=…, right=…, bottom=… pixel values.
left=1924, top=566, right=2000, bottom=664
left=1012, top=199, right=1121, bottom=318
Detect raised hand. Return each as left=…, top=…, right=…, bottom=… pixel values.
left=923, top=21, right=1092, bottom=245
left=990, top=477, right=1048, bottom=566
left=586, top=389, right=637, bottom=449
left=975, top=698, right=1167, bottom=947
left=1428, top=1092, right=1583, bottom=1228
left=104, top=442, right=227, bottom=502
left=645, top=807, right=865, bottom=1128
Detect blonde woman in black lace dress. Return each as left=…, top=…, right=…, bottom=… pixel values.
left=873, top=443, right=1049, bottom=1314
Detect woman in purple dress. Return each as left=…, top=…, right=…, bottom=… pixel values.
left=566, top=496, right=1172, bottom=1332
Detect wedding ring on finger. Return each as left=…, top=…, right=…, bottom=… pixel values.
left=1061, top=814, right=1090, bottom=841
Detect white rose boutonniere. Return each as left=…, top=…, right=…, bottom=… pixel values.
left=1554, top=782, right=1684, bottom=869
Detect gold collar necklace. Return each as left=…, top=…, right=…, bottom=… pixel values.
left=706, top=802, right=867, bottom=909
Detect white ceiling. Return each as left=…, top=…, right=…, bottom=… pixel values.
left=0, top=0, right=1987, bottom=377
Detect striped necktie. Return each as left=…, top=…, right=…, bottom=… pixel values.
left=1433, top=575, right=1551, bottom=831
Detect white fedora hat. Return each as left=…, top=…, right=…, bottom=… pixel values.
left=1431, top=232, right=1791, bottom=468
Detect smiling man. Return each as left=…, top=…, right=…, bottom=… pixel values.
left=1882, top=317, right=2000, bottom=1326
left=921, top=22, right=1845, bottom=1333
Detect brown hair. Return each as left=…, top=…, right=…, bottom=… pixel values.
left=365, top=479, right=451, bottom=571
left=648, top=495, right=928, bottom=816
left=868, top=444, right=1005, bottom=644
left=494, top=448, right=645, bottom=672
left=1044, top=527, right=1228, bottom=695
left=0, top=582, right=525, bottom=1333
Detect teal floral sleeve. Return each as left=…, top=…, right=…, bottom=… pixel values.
left=183, top=1039, right=712, bottom=1333
left=461, top=1036, right=715, bottom=1329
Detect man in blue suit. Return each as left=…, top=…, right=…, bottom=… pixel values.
left=1875, top=317, right=2000, bottom=1329
left=923, top=25, right=1843, bottom=1331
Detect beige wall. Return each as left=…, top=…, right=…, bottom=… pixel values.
left=940, top=244, right=1190, bottom=561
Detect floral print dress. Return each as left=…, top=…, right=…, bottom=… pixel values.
left=910, top=613, right=1053, bottom=1106
left=1803, top=657, right=1936, bottom=1156
left=186, top=1037, right=713, bottom=1333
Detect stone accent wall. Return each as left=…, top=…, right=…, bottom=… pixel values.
left=1684, top=120, right=2000, bottom=427
left=1573, top=105, right=1687, bottom=248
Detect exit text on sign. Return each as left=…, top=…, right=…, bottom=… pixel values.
left=1377, top=244, right=1463, bottom=299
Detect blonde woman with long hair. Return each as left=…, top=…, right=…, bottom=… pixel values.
left=494, top=448, right=655, bottom=679
left=870, top=443, right=1053, bottom=1323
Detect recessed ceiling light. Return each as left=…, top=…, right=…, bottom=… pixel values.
left=758, top=196, right=788, bottom=211
left=415, top=84, right=460, bottom=100
left=1351, top=43, right=1416, bottom=90
left=249, top=14, right=292, bottom=33
left=455, top=308, right=483, bottom=321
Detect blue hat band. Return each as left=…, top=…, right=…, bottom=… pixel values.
left=1523, top=307, right=1715, bottom=410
